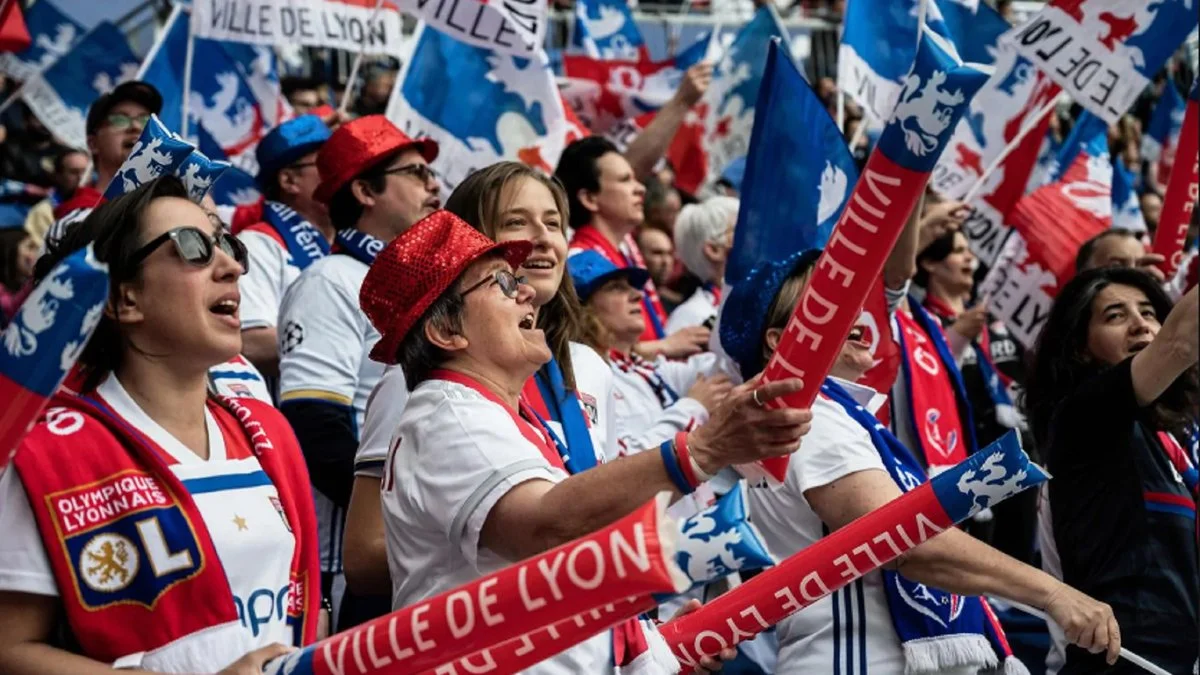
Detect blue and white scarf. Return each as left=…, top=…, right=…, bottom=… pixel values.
left=332, top=229, right=386, bottom=266
left=821, top=379, right=1027, bottom=674
left=263, top=201, right=329, bottom=271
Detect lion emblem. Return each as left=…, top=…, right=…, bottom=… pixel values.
left=890, top=70, right=965, bottom=157
left=678, top=509, right=745, bottom=583
left=80, top=533, right=139, bottom=592
left=956, top=451, right=1029, bottom=511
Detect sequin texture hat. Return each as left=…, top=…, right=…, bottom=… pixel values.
left=313, top=115, right=438, bottom=205
left=360, top=210, right=533, bottom=365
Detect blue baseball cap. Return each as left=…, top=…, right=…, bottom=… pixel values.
left=717, top=156, right=746, bottom=191
left=719, top=248, right=822, bottom=380
left=568, top=250, right=650, bottom=303
left=255, top=115, right=331, bottom=188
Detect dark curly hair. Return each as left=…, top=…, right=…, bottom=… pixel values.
left=33, top=176, right=192, bottom=392
left=1024, top=265, right=1199, bottom=446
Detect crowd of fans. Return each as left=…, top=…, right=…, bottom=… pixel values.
left=0, top=14, right=1196, bottom=675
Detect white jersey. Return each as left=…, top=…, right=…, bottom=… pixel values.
left=356, top=343, right=615, bottom=478
left=238, top=229, right=300, bottom=331
left=277, top=253, right=382, bottom=575
left=748, top=379, right=916, bottom=675
left=382, top=378, right=615, bottom=674
left=208, top=355, right=273, bottom=404
left=0, top=375, right=296, bottom=672
left=666, top=285, right=719, bottom=335
left=610, top=351, right=717, bottom=456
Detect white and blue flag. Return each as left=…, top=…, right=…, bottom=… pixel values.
left=21, top=21, right=138, bottom=150
left=139, top=6, right=278, bottom=175
left=571, top=0, right=646, bottom=61
left=0, top=0, right=82, bottom=82
left=387, top=25, right=580, bottom=192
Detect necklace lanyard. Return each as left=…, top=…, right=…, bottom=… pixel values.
left=610, top=350, right=679, bottom=408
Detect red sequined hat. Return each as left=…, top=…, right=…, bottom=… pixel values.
left=313, top=115, right=438, bottom=205
left=361, top=210, right=533, bottom=365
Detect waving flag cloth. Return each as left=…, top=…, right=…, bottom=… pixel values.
left=193, top=0, right=546, bottom=59
left=0, top=0, right=81, bottom=81
left=729, top=39, right=858, bottom=283
left=742, top=26, right=987, bottom=484
left=387, top=25, right=582, bottom=192
left=1151, top=79, right=1200, bottom=280
left=0, top=0, right=29, bottom=53
left=838, top=0, right=1001, bottom=124
left=20, top=21, right=138, bottom=150
left=261, top=493, right=689, bottom=675
left=1008, top=0, right=1197, bottom=125
left=138, top=6, right=277, bottom=175
left=1111, top=156, right=1145, bottom=232
left=424, top=484, right=777, bottom=675
left=932, top=43, right=1061, bottom=266
left=0, top=245, right=108, bottom=470
left=982, top=112, right=1111, bottom=348
left=659, top=432, right=1045, bottom=669
left=562, top=34, right=711, bottom=134
left=1143, top=80, right=1187, bottom=189
left=572, top=0, right=647, bottom=61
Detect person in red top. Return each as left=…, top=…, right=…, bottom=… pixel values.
left=557, top=137, right=708, bottom=360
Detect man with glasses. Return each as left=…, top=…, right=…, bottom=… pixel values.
left=85, top=81, right=162, bottom=197
left=237, top=115, right=334, bottom=379
left=276, top=115, right=439, bottom=631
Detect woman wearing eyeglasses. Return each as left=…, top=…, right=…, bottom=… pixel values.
left=345, top=163, right=617, bottom=597
left=359, top=210, right=812, bottom=673
left=0, top=177, right=321, bottom=675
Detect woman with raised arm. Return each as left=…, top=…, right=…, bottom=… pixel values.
left=1028, top=268, right=1198, bottom=675
left=0, top=177, right=321, bottom=675
left=719, top=248, right=1121, bottom=675
left=357, top=209, right=811, bottom=674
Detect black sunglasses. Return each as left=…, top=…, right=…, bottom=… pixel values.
left=128, top=226, right=248, bottom=274
left=462, top=268, right=527, bottom=299
left=379, top=163, right=438, bottom=184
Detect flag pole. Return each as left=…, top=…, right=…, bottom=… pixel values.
left=991, top=599, right=1172, bottom=675
left=339, top=0, right=387, bottom=116
left=960, top=96, right=1057, bottom=204
left=837, top=90, right=845, bottom=131
left=180, top=6, right=196, bottom=140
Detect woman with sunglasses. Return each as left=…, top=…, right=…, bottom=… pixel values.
left=0, top=177, right=321, bottom=675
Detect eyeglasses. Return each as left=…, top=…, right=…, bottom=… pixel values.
left=462, top=269, right=527, bottom=299
left=128, top=226, right=249, bottom=274
left=104, top=113, right=151, bottom=131
left=380, top=163, right=438, bottom=185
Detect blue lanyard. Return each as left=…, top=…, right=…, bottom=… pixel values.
left=533, top=358, right=597, bottom=475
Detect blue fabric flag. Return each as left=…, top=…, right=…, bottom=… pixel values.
left=0, top=0, right=83, bottom=82
left=572, top=0, right=646, bottom=60
left=727, top=38, right=858, bottom=285
left=21, top=21, right=138, bottom=150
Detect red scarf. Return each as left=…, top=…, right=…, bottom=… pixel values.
left=570, top=225, right=668, bottom=341
left=895, top=308, right=969, bottom=469
left=922, top=294, right=1013, bottom=389
left=12, top=392, right=320, bottom=662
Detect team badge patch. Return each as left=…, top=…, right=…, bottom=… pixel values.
left=49, top=470, right=205, bottom=610
left=578, top=392, right=599, bottom=427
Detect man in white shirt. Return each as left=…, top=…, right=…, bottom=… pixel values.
left=237, top=115, right=334, bottom=378
left=276, top=115, right=439, bottom=630
left=667, top=197, right=739, bottom=335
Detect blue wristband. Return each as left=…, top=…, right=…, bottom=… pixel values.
left=660, top=439, right=694, bottom=495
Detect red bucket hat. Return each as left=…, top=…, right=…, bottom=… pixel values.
left=361, top=210, right=533, bottom=365
left=313, top=115, right=438, bottom=205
